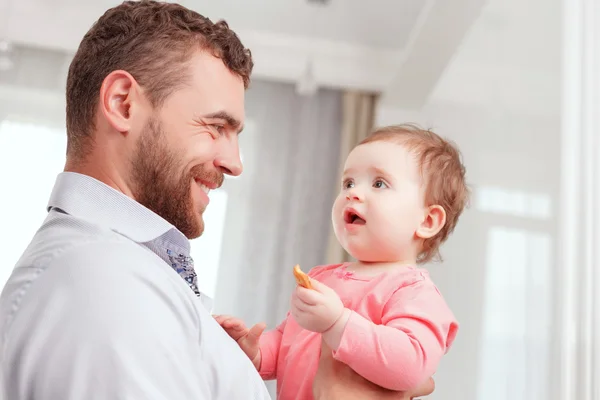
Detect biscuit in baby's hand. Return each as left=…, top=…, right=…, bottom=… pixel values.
left=293, top=264, right=312, bottom=289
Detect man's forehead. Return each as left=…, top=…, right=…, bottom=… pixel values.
left=186, top=51, right=246, bottom=116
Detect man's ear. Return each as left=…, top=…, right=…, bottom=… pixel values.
left=99, top=70, right=138, bottom=134
left=416, top=205, right=446, bottom=239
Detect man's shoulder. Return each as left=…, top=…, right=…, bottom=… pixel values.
left=0, top=218, right=196, bottom=347
left=0, top=241, right=212, bottom=400
left=45, top=237, right=163, bottom=278
left=16, top=210, right=138, bottom=270
left=10, top=216, right=161, bottom=295
left=4, top=237, right=181, bottom=314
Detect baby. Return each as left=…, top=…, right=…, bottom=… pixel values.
left=215, top=124, right=469, bottom=400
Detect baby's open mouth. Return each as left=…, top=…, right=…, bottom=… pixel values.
left=344, top=209, right=366, bottom=225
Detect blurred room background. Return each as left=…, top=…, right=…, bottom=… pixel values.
left=0, top=0, right=597, bottom=399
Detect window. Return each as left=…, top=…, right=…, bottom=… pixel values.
left=475, top=185, right=552, bottom=220
left=0, top=121, right=67, bottom=286
left=189, top=189, right=228, bottom=299
left=478, top=227, right=552, bottom=399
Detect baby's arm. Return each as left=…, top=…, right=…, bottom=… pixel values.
left=257, top=317, right=288, bottom=380
left=321, top=277, right=458, bottom=391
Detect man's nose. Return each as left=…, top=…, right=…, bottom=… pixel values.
left=214, top=138, right=243, bottom=177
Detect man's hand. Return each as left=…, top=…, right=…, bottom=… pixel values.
left=313, top=339, right=435, bottom=399
left=213, top=315, right=265, bottom=370
left=290, top=279, right=345, bottom=333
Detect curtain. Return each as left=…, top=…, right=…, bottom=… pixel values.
left=212, top=80, right=343, bottom=328
left=554, top=0, right=600, bottom=398
left=324, top=90, right=378, bottom=265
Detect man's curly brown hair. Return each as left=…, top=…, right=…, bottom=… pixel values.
left=66, top=0, right=253, bottom=161
left=360, top=124, right=470, bottom=264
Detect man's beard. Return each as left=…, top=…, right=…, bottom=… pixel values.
left=130, top=117, right=223, bottom=239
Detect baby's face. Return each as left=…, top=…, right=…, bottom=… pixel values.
left=332, top=141, right=426, bottom=263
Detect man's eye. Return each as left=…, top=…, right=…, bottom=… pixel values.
left=214, top=125, right=225, bottom=135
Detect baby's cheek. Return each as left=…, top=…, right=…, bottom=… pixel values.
left=331, top=198, right=345, bottom=222
left=375, top=209, right=414, bottom=239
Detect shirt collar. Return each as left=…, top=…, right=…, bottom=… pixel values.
left=47, top=172, right=189, bottom=250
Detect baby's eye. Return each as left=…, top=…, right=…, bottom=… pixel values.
left=373, top=179, right=388, bottom=189
left=343, top=179, right=354, bottom=189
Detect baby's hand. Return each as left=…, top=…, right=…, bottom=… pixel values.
left=291, top=279, right=345, bottom=333
left=213, top=315, right=265, bottom=370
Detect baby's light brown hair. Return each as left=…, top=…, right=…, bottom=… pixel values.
left=359, top=123, right=469, bottom=264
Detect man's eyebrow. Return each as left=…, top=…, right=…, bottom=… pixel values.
left=202, top=111, right=244, bottom=133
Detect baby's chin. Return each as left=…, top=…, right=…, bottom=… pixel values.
left=345, top=245, right=382, bottom=263
left=345, top=242, right=405, bottom=263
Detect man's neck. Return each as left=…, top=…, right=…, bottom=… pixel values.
left=64, top=155, right=136, bottom=199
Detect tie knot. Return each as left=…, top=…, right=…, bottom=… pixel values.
left=166, top=248, right=200, bottom=297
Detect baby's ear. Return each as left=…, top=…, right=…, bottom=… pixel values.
left=416, top=205, right=446, bottom=239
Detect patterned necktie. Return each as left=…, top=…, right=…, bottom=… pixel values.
left=166, top=248, right=201, bottom=297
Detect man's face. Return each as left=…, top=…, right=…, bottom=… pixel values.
left=130, top=51, right=246, bottom=239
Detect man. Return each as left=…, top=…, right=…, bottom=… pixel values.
left=0, top=1, right=434, bottom=399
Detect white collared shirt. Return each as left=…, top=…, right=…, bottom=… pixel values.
left=0, top=172, right=271, bottom=400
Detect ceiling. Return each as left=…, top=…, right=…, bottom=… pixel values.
left=2, top=0, right=425, bottom=50
left=0, top=0, right=486, bottom=102
left=178, top=0, right=425, bottom=50
left=428, top=0, right=561, bottom=118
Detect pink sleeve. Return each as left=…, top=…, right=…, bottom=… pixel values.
left=258, top=316, right=288, bottom=380
left=331, top=277, right=458, bottom=391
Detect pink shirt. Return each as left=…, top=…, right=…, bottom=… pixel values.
left=258, top=263, right=458, bottom=400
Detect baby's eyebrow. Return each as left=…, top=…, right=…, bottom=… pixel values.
left=342, top=167, right=355, bottom=176
left=370, top=166, right=390, bottom=176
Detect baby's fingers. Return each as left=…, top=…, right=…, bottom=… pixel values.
left=309, top=279, right=335, bottom=296
left=223, top=319, right=246, bottom=331
left=213, top=314, right=235, bottom=325
left=296, top=286, right=322, bottom=306
left=214, top=315, right=247, bottom=330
